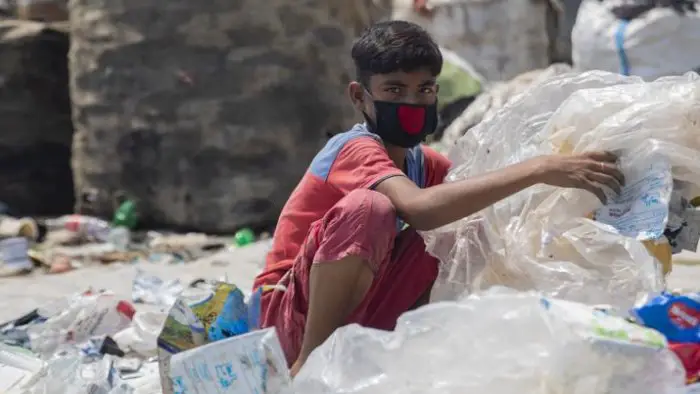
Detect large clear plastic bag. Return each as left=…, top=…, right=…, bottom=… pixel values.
left=293, top=290, right=686, bottom=394
left=423, top=71, right=700, bottom=308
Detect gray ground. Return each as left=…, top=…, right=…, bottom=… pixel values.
left=0, top=240, right=698, bottom=321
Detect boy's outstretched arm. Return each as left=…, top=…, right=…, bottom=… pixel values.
left=376, top=151, right=624, bottom=231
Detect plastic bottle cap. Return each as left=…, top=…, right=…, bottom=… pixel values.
left=234, top=228, right=255, bottom=246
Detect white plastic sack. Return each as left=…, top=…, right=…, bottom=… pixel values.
left=391, top=0, right=556, bottom=81
left=423, top=71, right=700, bottom=308
left=572, top=0, right=700, bottom=80
left=294, top=290, right=686, bottom=394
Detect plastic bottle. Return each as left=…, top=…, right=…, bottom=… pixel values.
left=112, top=200, right=138, bottom=229
left=233, top=228, right=255, bottom=247
left=44, top=215, right=111, bottom=242
left=107, top=227, right=131, bottom=251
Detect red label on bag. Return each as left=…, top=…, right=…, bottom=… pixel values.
left=668, top=302, right=700, bottom=329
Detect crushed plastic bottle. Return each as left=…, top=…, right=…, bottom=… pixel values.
left=112, top=199, right=138, bottom=229
left=44, top=215, right=111, bottom=242
left=233, top=228, right=255, bottom=247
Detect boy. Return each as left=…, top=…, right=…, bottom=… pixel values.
left=253, top=20, right=623, bottom=376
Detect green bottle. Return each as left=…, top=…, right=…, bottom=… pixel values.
left=234, top=228, right=255, bottom=247
left=112, top=199, right=138, bottom=229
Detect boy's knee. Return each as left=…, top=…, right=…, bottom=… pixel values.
left=317, top=189, right=398, bottom=271
left=339, top=189, right=396, bottom=231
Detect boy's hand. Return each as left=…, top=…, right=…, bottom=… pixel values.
left=533, top=151, right=625, bottom=203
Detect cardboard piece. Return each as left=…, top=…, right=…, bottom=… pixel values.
left=157, top=283, right=290, bottom=394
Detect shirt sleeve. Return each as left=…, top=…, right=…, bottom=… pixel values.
left=422, top=145, right=453, bottom=186
left=327, top=138, right=405, bottom=193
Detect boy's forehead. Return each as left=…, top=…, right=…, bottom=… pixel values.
left=370, top=70, right=436, bottom=86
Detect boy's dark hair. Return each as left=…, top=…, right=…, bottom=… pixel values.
left=351, top=20, right=443, bottom=87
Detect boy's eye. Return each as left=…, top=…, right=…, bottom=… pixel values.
left=420, top=87, right=435, bottom=94
left=385, top=87, right=402, bottom=94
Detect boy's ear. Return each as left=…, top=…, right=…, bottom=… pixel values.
left=347, top=81, right=365, bottom=111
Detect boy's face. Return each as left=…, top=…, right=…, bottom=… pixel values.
left=348, top=68, right=438, bottom=123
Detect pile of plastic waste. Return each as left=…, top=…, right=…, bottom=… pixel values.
left=294, top=289, right=689, bottom=394
left=0, top=274, right=282, bottom=393
left=423, top=70, right=700, bottom=308
left=0, top=198, right=272, bottom=392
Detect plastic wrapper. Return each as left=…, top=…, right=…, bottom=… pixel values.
left=113, top=311, right=168, bottom=358
left=132, top=270, right=184, bottom=307
left=633, top=292, right=700, bottom=344
left=28, top=291, right=135, bottom=358
left=156, top=282, right=270, bottom=393
left=423, top=71, right=700, bottom=308
left=294, top=290, right=686, bottom=394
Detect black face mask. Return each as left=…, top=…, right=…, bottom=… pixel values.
left=363, top=97, right=438, bottom=148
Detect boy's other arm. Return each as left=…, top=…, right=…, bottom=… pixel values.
left=375, top=152, right=624, bottom=231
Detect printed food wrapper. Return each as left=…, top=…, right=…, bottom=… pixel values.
left=169, top=328, right=290, bottom=394
left=632, top=292, right=700, bottom=344
left=157, top=283, right=288, bottom=393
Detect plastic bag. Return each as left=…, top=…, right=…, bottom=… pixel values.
left=572, top=0, right=700, bottom=80
left=132, top=270, right=184, bottom=307
left=113, top=311, right=168, bottom=358
left=293, top=290, right=686, bottom=393
left=423, top=71, right=700, bottom=308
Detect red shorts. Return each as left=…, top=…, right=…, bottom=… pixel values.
left=259, top=189, right=439, bottom=366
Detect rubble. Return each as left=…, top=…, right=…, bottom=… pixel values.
left=0, top=217, right=275, bottom=392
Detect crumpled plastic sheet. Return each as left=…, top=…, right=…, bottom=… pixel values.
left=423, top=71, right=700, bottom=308
left=293, top=290, right=686, bottom=394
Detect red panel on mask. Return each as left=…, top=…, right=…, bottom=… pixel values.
left=397, top=105, right=425, bottom=135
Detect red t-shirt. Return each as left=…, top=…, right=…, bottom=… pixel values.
left=253, top=124, right=452, bottom=290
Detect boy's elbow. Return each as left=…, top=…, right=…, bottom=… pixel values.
left=400, top=199, right=437, bottom=232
